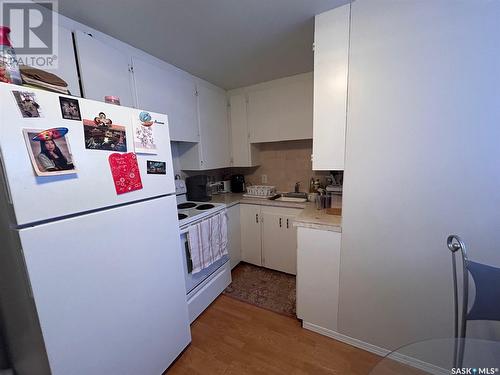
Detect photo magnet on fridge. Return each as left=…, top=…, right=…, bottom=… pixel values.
left=59, top=97, right=81, bottom=121
left=83, top=112, right=127, bottom=152
left=146, top=160, right=166, bottom=175
left=108, top=152, right=143, bottom=194
left=23, top=127, right=77, bottom=176
left=12, top=91, right=42, bottom=118
left=133, top=111, right=157, bottom=154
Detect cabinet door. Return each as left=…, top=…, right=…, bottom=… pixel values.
left=247, top=88, right=281, bottom=142
left=281, top=214, right=298, bottom=274
left=240, top=205, right=262, bottom=266
left=247, top=73, right=313, bottom=143
left=229, top=93, right=250, bottom=166
left=312, top=4, right=350, bottom=170
left=227, top=204, right=242, bottom=269
left=261, top=211, right=283, bottom=271
left=297, top=227, right=341, bottom=331
left=54, top=26, right=81, bottom=97
left=197, top=84, right=230, bottom=169
left=262, top=212, right=297, bottom=275
left=74, top=31, right=134, bottom=107
left=133, top=57, right=199, bottom=142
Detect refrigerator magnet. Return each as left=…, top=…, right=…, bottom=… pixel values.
left=108, top=152, right=143, bottom=194
left=12, top=91, right=43, bottom=118
left=22, top=128, right=77, bottom=176
left=83, top=114, right=127, bottom=152
left=59, top=97, right=81, bottom=121
left=133, top=111, right=157, bottom=155
left=146, top=160, right=166, bottom=175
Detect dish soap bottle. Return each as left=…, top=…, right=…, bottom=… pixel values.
left=0, top=26, right=22, bottom=85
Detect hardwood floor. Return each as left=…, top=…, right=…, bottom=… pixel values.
left=167, top=295, right=380, bottom=374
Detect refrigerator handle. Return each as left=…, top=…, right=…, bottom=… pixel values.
left=0, top=153, right=13, bottom=204
left=19, top=248, right=34, bottom=299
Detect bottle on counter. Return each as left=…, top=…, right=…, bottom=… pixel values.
left=0, top=26, right=22, bottom=85
left=314, top=178, right=321, bottom=192
left=309, top=177, right=315, bottom=193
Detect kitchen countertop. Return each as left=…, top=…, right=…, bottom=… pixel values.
left=211, top=193, right=342, bottom=232
left=293, top=203, right=342, bottom=232
left=211, top=192, right=306, bottom=209
left=210, top=192, right=244, bottom=207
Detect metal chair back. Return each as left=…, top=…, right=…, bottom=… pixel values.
left=447, top=235, right=500, bottom=368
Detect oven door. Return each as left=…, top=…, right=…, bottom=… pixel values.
left=180, top=229, right=229, bottom=295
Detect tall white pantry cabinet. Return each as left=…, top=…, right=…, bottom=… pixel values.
left=312, top=4, right=350, bottom=171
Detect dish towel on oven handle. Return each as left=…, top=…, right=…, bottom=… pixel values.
left=187, top=210, right=228, bottom=274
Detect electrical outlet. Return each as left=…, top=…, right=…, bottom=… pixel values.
left=261, top=174, right=268, bottom=183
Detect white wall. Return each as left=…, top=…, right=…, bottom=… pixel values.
left=339, top=0, right=500, bottom=351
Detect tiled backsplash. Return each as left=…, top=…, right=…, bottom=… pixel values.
left=173, top=139, right=332, bottom=193
left=234, top=139, right=330, bottom=192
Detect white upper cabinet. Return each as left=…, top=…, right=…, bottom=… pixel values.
left=54, top=26, right=81, bottom=97
left=73, top=31, right=134, bottom=107
left=197, top=84, right=230, bottom=169
left=132, top=57, right=199, bottom=142
left=247, top=73, right=313, bottom=143
left=177, top=83, right=230, bottom=170
left=312, top=4, right=350, bottom=171
left=229, top=93, right=259, bottom=167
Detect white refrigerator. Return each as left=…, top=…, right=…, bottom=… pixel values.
left=0, top=83, right=191, bottom=375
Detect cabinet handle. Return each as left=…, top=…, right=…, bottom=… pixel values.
left=279, top=218, right=282, bottom=228
left=256, top=214, right=259, bottom=223
left=287, top=219, right=289, bottom=229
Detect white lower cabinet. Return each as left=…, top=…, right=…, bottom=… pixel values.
left=240, top=204, right=262, bottom=266
left=240, top=204, right=300, bottom=275
left=296, top=227, right=341, bottom=332
left=226, top=204, right=241, bottom=269
left=261, top=207, right=298, bottom=274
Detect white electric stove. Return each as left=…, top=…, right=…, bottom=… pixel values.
left=174, top=178, right=231, bottom=323
left=175, top=178, right=226, bottom=227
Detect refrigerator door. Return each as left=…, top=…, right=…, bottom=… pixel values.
left=0, top=83, right=175, bottom=226
left=17, top=195, right=190, bottom=375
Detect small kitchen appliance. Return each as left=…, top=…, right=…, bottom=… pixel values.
left=230, top=174, right=245, bottom=193
left=186, top=175, right=211, bottom=201
left=222, top=180, right=231, bottom=193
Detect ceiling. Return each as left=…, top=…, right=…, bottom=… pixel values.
left=55, top=0, right=348, bottom=89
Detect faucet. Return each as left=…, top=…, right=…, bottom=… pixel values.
left=294, top=181, right=301, bottom=193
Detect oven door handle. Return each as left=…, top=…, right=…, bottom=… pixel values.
left=183, top=236, right=194, bottom=274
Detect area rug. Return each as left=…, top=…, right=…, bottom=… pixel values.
left=223, top=262, right=296, bottom=317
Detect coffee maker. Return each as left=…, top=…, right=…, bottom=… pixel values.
left=230, top=174, right=245, bottom=193
left=186, top=175, right=211, bottom=201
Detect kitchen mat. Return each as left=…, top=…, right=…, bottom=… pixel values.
left=223, top=262, right=296, bottom=317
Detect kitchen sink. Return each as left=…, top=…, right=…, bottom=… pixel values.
left=275, top=196, right=307, bottom=203
left=271, top=192, right=308, bottom=203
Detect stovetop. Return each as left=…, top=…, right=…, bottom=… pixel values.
left=177, top=200, right=226, bottom=228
